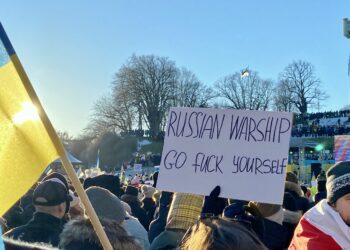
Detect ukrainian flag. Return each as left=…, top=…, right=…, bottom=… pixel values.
left=0, top=23, right=59, bottom=216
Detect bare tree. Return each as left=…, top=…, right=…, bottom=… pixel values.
left=85, top=90, right=135, bottom=137
left=280, top=60, right=327, bottom=115
left=114, top=55, right=178, bottom=135
left=274, top=80, right=295, bottom=112
left=215, top=70, right=273, bottom=110
left=173, top=68, right=216, bottom=107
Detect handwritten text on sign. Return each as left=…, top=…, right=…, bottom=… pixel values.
left=157, top=107, right=293, bottom=204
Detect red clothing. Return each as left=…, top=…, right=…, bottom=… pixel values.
left=289, top=217, right=341, bottom=250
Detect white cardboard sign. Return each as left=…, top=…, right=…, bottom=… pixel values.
left=157, top=107, right=293, bottom=204
left=134, top=164, right=143, bottom=172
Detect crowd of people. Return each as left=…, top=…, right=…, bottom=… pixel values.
left=291, top=124, right=350, bottom=138
left=1, top=161, right=350, bottom=249
left=294, top=110, right=350, bottom=123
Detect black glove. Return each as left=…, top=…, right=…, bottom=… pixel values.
left=201, top=186, right=227, bottom=216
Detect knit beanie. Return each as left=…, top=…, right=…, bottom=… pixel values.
left=86, top=186, right=126, bottom=224
left=166, top=193, right=203, bottom=231
left=326, top=161, right=350, bottom=204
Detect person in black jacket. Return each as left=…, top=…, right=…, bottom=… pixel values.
left=249, top=202, right=289, bottom=250
left=148, top=191, right=173, bottom=243
left=141, top=185, right=157, bottom=222
left=4, top=174, right=71, bottom=247
left=121, top=185, right=150, bottom=231
left=284, top=172, right=311, bottom=214
left=314, top=171, right=327, bottom=204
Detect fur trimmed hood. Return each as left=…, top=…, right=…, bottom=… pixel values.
left=283, top=209, right=302, bottom=224
left=285, top=181, right=303, bottom=196
left=59, top=218, right=141, bottom=250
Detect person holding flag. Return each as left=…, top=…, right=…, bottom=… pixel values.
left=0, top=23, right=113, bottom=249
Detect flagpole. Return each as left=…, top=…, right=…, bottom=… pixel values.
left=7, top=44, right=113, bottom=250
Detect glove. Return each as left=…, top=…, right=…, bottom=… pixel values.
left=201, top=186, right=227, bottom=216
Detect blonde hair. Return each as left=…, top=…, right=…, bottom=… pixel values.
left=179, top=218, right=267, bottom=250
left=152, top=190, right=161, bottom=204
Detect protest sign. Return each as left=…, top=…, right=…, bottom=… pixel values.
left=157, top=107, right=293, bottom=204
left=134, top=163, right=143, bottom=172
left=334, top=135, right=350, bottom=162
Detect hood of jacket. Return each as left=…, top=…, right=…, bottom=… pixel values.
left=283, top=209, right=302, bottom=224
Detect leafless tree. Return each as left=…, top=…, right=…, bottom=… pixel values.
left=215, top=70, right=274, bottom=110
left=85, top=90, right=135, bottom=137
left=173, top=68, right=216, bottom=107
left=114, top=55, right=178, bottom=135
left=280, top=60, right=327, bottom=115
left=273, top=80, right=295, bottom=112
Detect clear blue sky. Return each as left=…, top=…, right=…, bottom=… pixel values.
left=2, top=1, right=350, bottom=136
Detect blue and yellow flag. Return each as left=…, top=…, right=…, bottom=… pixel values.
left=0, top=23, right=59, bottom=215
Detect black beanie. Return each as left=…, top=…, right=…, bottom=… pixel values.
left=326, top=161, right=350, bottom=204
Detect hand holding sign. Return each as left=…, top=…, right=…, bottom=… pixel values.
left=201, top=186, right=227, bottom=216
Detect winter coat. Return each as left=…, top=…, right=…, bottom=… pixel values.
left=142, top=197, right=156, bottom=221
left=3, top=212, right=65, bottom=247
left=125, top=214, right=150, bottom=250
left=283, top=209, right=302, bottom=246
left=285, top=182, right=311, bottom=214
left=261, top=218, right=289, bottom=250
left=289, top=199, right=350, bottom=249
left=149, top=229, right=186, bottom=250
left=122, top=194, right=150, bottom=231
left=59, top=217, right=142, bottom=250
left=3, top=205, right=24, bottom=229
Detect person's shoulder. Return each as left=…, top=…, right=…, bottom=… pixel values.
left=150, top=230, right=184, bottom=250
left=289, top=218, right=341, bottom=250
left=3, top=224, right=28, bottom=239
